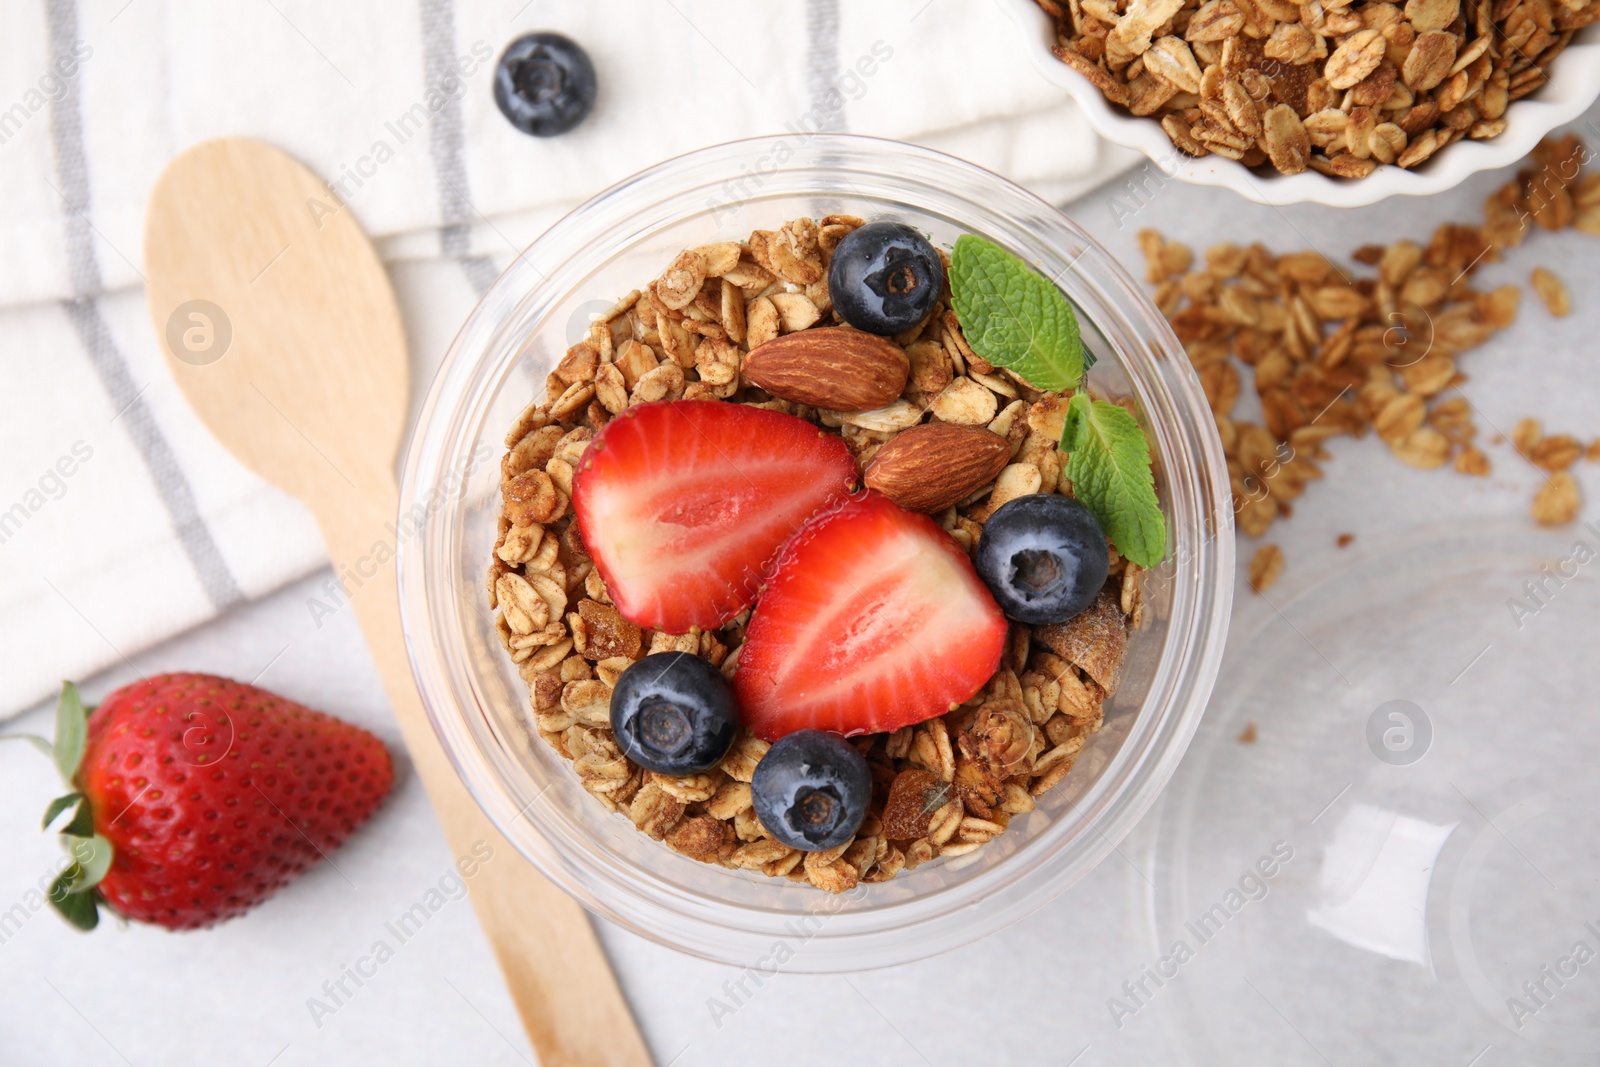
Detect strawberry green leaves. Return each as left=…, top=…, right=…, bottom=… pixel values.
left=54, top=681, right=88, bottom=784
left=950, top=234, right=1165, bottom=567
left=950, top=235, right=1083, bottom=392
left=50, top=872, right=101, bottom=930
left=49, top=831, right=111, bottom=931
left=9, top=684, right=113, bottom=930
left=1061, top=394, right=1166, bottom=568
left=45, top=792, right=112, bottom=930
left=42, top=791, right=84, bottom=831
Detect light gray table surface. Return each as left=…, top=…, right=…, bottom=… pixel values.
left=4, top=103, right=1598, bottom=1066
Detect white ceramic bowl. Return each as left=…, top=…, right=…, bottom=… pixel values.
left=997, top=0, right=1600, bottom=207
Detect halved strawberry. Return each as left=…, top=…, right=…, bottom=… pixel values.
left=572, top=400, right=858, bottom=633
left=734, top=490, right=1007, bottom=741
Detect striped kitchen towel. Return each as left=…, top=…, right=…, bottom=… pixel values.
left=0, top=0, right=1135, bottom=718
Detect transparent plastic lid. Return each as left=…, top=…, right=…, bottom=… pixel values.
left=1141, top=520, right=1600, bottom=1065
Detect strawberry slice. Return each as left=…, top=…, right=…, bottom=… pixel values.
left=735, top=490, right=1007, bottom=741
left=572, top=400, right=858, bottom=633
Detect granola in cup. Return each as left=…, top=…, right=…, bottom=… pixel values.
left=399, top=136, right=1232, bottom=969
left=488, top=214, right=1165, bottom=892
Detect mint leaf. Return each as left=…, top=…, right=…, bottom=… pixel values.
left=1061, top=393, right=1166, bottom=568
left=54, top=682, right=88, bottom=786
left=949, top=234, right=1083, bottom=392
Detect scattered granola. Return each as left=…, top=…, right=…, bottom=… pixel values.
left=1248, top=543, right=1285, bottom=592
left=1034, top=0, right=1599, bottom=177
left=1138, top=134, right=1594, bottom=577
left=492, top=216, right=1141, bottom=891
left=1515, top=418, right=1589, bottom=520
left=1533, top=470, right=1582, bottom=524
left=1531, top=266, right=1572, bottom=316
left=1527, top=427, right=1583, bottom=471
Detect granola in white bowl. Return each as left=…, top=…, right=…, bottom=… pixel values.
left=998, top=0, right=1600, bottom=205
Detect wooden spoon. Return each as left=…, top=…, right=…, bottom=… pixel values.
left=144, top=138, right=652, bottom=1067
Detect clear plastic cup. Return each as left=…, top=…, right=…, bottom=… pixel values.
left=397, top=134, right=1234, bottom=971
left=1141, top=519, right=1600, bottom=1064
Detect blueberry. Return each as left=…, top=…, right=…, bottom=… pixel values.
left=493, top=33, right=597, bottom=138
left=750, top=729, right=871, bottom=851
left=828, top=222, right=945, bottom=336
left=974, top=494, right=1110, bottom=625
left=610, top=652, right=739, bottom=775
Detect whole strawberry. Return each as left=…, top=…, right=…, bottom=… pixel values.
left=23, top=674, right=393, bottom=931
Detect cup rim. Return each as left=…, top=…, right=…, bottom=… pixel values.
left=397, top=133, right=1235, bottom=970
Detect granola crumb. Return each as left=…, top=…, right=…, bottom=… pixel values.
left=1531, top=434, right=1583, bottom=473
left=1533, top=472, right=1582, bottom=526
left=1531, top=268, right=1572, bottom=317
left=1335, top=533, right=1354, bottom=548
left=1236, top=722, right=1257, bottom=745
left=1248, top=544, right=1284, bottom=594
left=1455, top=446, right=1491, bottom=477
left=1513, top=419, right=1587, bottom=474
left=1512, top=418, right=1543, bottom=458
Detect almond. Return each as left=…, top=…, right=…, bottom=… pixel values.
left=742, top=326, right=910, bottom=411
left=864, top=422, right=1012, bottom=513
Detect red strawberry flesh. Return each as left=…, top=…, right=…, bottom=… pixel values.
left=735, top=490, right=1007, bottom=741
left=80, top=673, right=393, bottom=930
left=572, top=400, right=858, bottom=633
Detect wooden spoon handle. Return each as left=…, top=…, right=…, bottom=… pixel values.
left=318, top=491, right=653, bottom=1067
